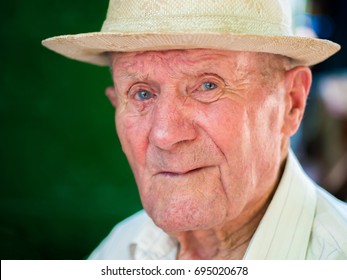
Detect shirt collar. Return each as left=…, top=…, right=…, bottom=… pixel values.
left=130, top=213, right=178, bottom=260
left=243, top=149, right=317, bottom=259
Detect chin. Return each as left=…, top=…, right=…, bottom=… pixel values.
left=148, top=203, right=227, bottom=233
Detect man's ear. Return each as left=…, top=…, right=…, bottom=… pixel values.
left=281, top=66, right=312, bottom=136
left=105, top=85, right=118, bottom=108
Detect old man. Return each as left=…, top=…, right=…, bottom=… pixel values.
left=43, top=0, right=347, bottom=259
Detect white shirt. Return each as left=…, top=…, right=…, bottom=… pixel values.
left=89, top=150, right=347, bottom=260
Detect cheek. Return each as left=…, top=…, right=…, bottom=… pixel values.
left=115, top=113, right=149, bottom=172
left=242, top=96, right=285, bottom=186
left=195, top=102, right=253, bottom=188
left=251, top=95, right=285, bottom=149
left=197, top=95, right=284, bottom=196
left=197, top=101, right=249, bottom=157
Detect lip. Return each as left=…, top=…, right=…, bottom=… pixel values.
left=156, top=166, right=209, bottom=177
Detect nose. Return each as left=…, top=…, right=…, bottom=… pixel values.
left=149, top=96, right=198, bottom=150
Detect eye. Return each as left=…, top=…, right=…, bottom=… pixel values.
left=191, top=76, right=224, bottom=103
left=126, top=83, right=157, bottom=113
left=134, top=89, right=154, bottom=101
left=201, top=82, right=218, bottom=91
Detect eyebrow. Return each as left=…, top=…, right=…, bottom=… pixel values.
left=113, top=63, right=254, bottom=90
left=111, top=51, right=266, bottom=86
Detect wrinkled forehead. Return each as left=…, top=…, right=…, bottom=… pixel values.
left=112, top=50, right=258, bottom=70
left=110, top=49, right=289, bottom=79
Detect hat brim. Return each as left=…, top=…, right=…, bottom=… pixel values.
left=42, top=32, right=340, bottom=66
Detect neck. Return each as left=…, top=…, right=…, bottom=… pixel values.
left=174, top=197, right=270, bottom=260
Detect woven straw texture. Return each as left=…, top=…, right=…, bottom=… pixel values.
left=42, top=0, right=340, bottom=66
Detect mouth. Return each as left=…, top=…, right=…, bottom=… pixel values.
left=157, top=167, right=208, bottom=177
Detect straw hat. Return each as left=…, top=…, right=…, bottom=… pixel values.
left=42, top=0, right=340, bottom=66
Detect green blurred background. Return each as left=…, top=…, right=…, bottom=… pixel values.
left=1, top=0, right=142, bottom=259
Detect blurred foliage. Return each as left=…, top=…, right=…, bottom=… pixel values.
left=0, top=0, right=142, bottom=259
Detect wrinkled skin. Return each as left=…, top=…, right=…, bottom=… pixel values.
left=106, top=49, right=311, bottom=259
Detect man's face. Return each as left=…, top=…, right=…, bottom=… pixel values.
left=111, top=49, right=288, bottom=233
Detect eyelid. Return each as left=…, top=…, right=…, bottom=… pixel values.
left=188, top=74, right=226, bottom=103
left=193, top=74, right=224, bottom=91
left=127, top=82, right=156, bottom=97
left=125, top=82, right=157, bottom=113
